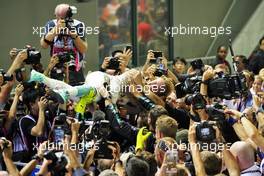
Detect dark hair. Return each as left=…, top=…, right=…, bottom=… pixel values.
left=149, top=105, right=168, bottom=130
left=111, top=50, right=123, bottom=57
left=22, top=88, right=40, bottom=110
left=140, top=151, right=157, bottom=176
left=236, top=55, right=249, bottom=66
left=173, top=57, right=187, bottom=65
left=125, top=156, right=150, bottom=176
left=259, top=36, right=264, bottom=45
left=217, top=45, right=228, bottom=53
left=201, top=151, right=222, bottom=175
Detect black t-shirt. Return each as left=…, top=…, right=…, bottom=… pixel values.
left=20, top=115, right=50, bottom=154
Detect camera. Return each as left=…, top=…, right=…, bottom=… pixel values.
left=0, top=137, right=9, bottom=152
left=195, top=121, right=216, bottom=142
left=149, top=51, right=163, bottom=64
left=190, top=59, right=204, bottom=70
left=175, top=75, right=202, bottom=98
left=0, top=69, right=13, bottom=83
left=185, top=93, right=206, bottom=110
left=57, top=51, right=75, bottom=65
left=17, top=47, right=41, bottom=65
left=65, top=6, right=77, bottom=30
left=207, top=73, right=248, bottom=100
left=176, top=71, right=248, bottom=100
left=53, top=113, right=71, bottom=144
left=44, top=150, right=68, bottom=176
left=80, top=119, right=113, bottom=159
left=107, top=57, right=120, bottom=70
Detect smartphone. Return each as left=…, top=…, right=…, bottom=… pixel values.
left=153, top=51, right=163, bottom=58
left=165, top=149, right=179, bottom=174
left=53, top=126, right=64, bottom=145
left=158, top=140, right=169, bottom=152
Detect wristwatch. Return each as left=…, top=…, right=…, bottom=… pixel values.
left=71, top=35, right=78, bottom=40
left=32, top=154, right=43, bottom=163
left=240, top=113, right=248, bottom=121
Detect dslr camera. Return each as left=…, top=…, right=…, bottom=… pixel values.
left=17, top=46, right=41, bottom=65
left=185, top=93, right=206, bottom=110
left=107, top=57, right=120, bottom=70
left=0, top=69, right=13, bottom=83
left=65, top=6, right=77, bottom=30
left=196, top=121, right=216, bottom=142
left=43, top=150, right=68, bottom=176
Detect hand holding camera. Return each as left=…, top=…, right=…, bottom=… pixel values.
left=38, top=97, right=49, bottom=111
left=0, top=137, right=12, bottom=159
left=145, top=50, right=155, bottom=65
left=55, top=19, right=66, bottom=34
left=101, top=57, right=111, bottom=70
left=202, top=67, right=215, bottom=81
left=9, top=48, right=18, bottom=60
left=71, top=120, right=81, bottom=134
left=48, top=55, right=59, bottom=70
left=15, top=84, right=24, bottom=97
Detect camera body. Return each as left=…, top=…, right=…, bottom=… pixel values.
left=190, top=59, right=204, bottom=70
left=57, top=51, right=74, bottom=65
left=208, top=73, right=248, bottom=100
left=44, top=150, right=68, bottom=176
left=185, top=93, right=206, bottom=110
left=196, top=121, right=216, bottom=142
left=65, top=6, right=77, bottom=30
left=17, top=46, right=41, bottom=65
left=107, top=57, right=120, bottom=70
left=80, top=119, right=113, bottom=159
left=0, top=69, right=13, bottom=82
left=176, top=71, right=248, bottom=100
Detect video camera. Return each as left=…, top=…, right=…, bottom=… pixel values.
left=176, top=59, right=248, bottom=99
left=196, top=121, right=216, bottom=142
left=0, top=69, right=13, bottom=83
left=17, top=46, right=41, bottom=65
left=80, top=119, right=114, bottom=159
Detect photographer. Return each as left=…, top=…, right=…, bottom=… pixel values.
left=100, top=48, right=132, bottom=75
left=40, top=3, right=87, bottom=85
left=0, top=138, right=20, bottom=176
left=14, top=89, right=50, bottom=162
left=5, top=84, right=24, bottom=131
left=0, top=50, right=27, bottom=110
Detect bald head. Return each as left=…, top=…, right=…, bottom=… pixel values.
left=230, top=141, right=255, bottom=171
left=54, top=4, right=69, bottom=19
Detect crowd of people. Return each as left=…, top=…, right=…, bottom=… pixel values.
left=1, top=3, right=264, bottom=176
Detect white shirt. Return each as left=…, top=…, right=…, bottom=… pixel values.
left=241, top=164, right=261, bottom=176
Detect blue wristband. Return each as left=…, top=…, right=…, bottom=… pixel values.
left=227, top=117, right=238, bottom=126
